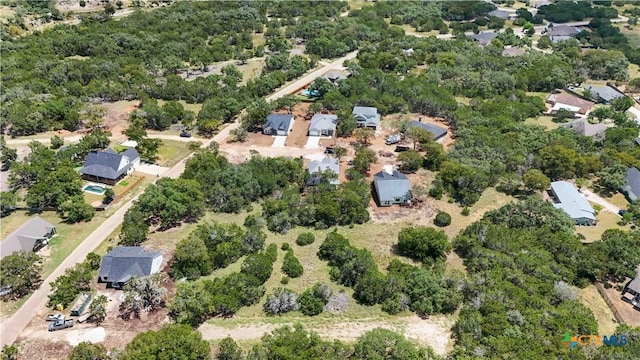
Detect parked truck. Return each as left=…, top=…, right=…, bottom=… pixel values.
left=48, top=316, right=74, bottom=331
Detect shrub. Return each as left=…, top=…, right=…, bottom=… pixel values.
left=461, top=207, right=470, bottom=216
left=281, top=242, right=290, bottom=251
left=265, top=244, right=277, bottom=262
left=281, top=276, right=289, bottom=284
left=296, top=232, right=315, bottom=246
left=299, top=289, right=324, bottom=316
left=263, top=288, right=300, bottom=315
left=282, top=250, right=303, bottom=278
left=434, top=211, right=451, bottom=227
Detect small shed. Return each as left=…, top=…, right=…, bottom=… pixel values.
left=70, top=293, right=93, bottom=316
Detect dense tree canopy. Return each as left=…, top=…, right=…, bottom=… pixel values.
left=120, top=324, right=211, bottom=360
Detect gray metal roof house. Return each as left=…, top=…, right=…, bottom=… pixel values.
left=623, top=167, right=640, bottom=202
left=308, top=114, right=338, bottom=137
left=472, top=32, right=499, bottom=47
left=353, top=106, right=381, bottom=129
left=560, top=119, right=608, bottom=141
left=307, top=157, right=340, bottom=186
left=80, top=148, right=139, bottom=185
left=263, top=114, right=294, bottom=136
left=488, top=9, right=511, bottom=20
left=0, top=217, right=56, bottom=259
left=408, top=119, right=448, bottom=141
left=585, top=85, right=625, bottom=104
left=550, top=181, right=596, bottom=225
left=623, top=266, right=640, bottom=307
left=98, top=246, right=163, bottom=289
left=373, top=170, right=412, bottom=207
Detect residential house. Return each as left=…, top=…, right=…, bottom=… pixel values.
left=472, top=32, right=499, bottom=47
left=549, top=181, right=596, bottom=226
left=636, top=137, right=640, bottom=146
left=585, top=85, right=625, bottom=104
left=80, top=147, right=140, bottom=185
left=263, top=114, right=295, bottom=136
left=561, top=119, right=608, bottom=141
left=531, top=0, right=551, bottom=8
left=546, top=92, right=595, bottom=115
left=408, top=118, right=448, bottom=141
left=306, top=157, right=340, bottom=186
left=308, top=114, right=338, bottom=137
left=373, top=170, right=412, bottom=207
left=546, top=25, right=582, bottom=43
left=0, top=217, right=56, bottom=260
left=352, top=106, right=381, bottom=129
left=323, top=71, right=347, bottom=83
left=98, top=246, right=163, bottom=289
left=623, top=167, right=640, bottom=202
left=622, top=266, right=640, bottom=309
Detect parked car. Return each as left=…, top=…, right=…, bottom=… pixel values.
left=618, top=209, right=628, bottom=216
left=48, top=317, right=74, bottom=331
left=394, top=146, right=410, bottom=152
left=180, top=131, right=192, bottom=138
left=385, top=134, right=401, bottom=145
left=46, top=314, right=64, bottom=322
left=324, top=147, right=335, bottom=154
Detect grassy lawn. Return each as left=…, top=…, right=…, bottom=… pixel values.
left=619, top=25, right=640, bottom=49
left=578, top=285, right=618, bottom=335
left=525, top=115, right=561, bottom=130
left=629, top=64, right=640, bottom=80
left=238, top=59, right=266, bottom=84
left=604, top=192, right=630, bottom=209
left=155, top=140, right=193, bottom=167
left=576, top=209, right=629, bottom=243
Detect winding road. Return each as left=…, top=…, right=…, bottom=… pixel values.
left=0, top=51, right=358, bottom=348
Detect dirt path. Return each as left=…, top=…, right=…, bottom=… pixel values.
left=198, top=315, right=454, bottom=355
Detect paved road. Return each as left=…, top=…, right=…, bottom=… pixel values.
left=0, top=51, right=358, bottom=348
left=581, top=188, right=622, bottom=217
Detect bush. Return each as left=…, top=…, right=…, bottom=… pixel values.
left=265, top=244, right=277, bottom=262
left=381, top=293, right=410, bottom=315
left=299, top=289, right=324, bottom=316
left=434, top=211, right=451, bottom=227
left=296, top=232, right=315, bottom=246
left=281, top=276, right=289, bottom=284
left=241, top=254, right=273, bottom=284
left=461, top=207, right=470, bottom=216
left=263, top=288, right=300, bottom=315
left=281, top=242, right=290, bottom=251
left=282, top=250, right=303, bottom=278
left=397, top=226, right=451, bottom=264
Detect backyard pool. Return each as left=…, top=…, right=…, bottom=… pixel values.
left=300, top=89, right=320, bottom=97
left=83, top=184, right=106, bottom=195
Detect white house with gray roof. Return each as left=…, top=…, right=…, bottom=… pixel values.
left=98, top=246, right=163, bottom=289
left=263, top=114, right=295, bottom=136
left=373, top=170, right=412, bottom=207
left=561, top=119, right=608, bottom=141
left=308, top=113, right=338, bottom=137
left=0, top=217, right=56, bottom=259
left=623, top=167, right=640, bottom=202
left=353, top=106, right=381, bottom=129
left=307, top=157, right=340, bottom=186
left=80, top=147, right=139, bottom=185
left=585, top=85, right=625, bottom=104
left=550, top=181, right=596, bottom=225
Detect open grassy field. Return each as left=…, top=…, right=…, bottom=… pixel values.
left=619, top=25, right=640, bottom=49
left=156, top=99, right=203, bottom=117
left=156, top=140, right=193, bottom=167
left=525, top=115, right=561, bottom=130
left=576, top=209, right=629, bottom=243
left=629, top=63, right=640, bottom=80
left=605, top=192, right=630, bottom=209
left=578, top=285, right=619, bottom=335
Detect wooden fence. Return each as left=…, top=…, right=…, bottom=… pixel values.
left=107, top=175, right=146, bottom=207
left=595, top=282, right=625, bottom=324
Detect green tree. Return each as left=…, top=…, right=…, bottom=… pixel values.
left=0, top=252, right=41, bottom=300
left=397, top=226, right=451, bottom=264
left=538, top=35, right=552, bottom=49
left=308, top=77, right=334, bottom=98
left=611, top=96, right=634, bottom=112
left=296, top=232, right=315, bottom=246
left=50, top=135, right=64, bottom=149
left=102, top=188, right=115, bottom=204
left=171, top=235, right=212, bottom=280
left=282, top=250, right=304, bottom=278
left=353, top=328, right=439, bottom=360
left=59, top=195, right=95, bottom=223
left=353, top=147, right=377, bottom=174
left=434, top=211, right=451, bottom=227
left=121, top=324, right=211, bottom=360
left=1, top=147, right=17, bottom=171
left=298, top=288, right=324, bottom=316
left=522, top=169, right=551, bottom=192
left=104, top=3, right=116, bottom=16
left=397, top=150, right=423, bottom=172
left=0, top=192, right=17, bottom=217
left=353, top=128, right=375, bottom=145
left=217, top=337, right=242, bottom=360
left=333, top=147, right=347, bottom=162
left=336, top=111, right=357, bottom=137
left=88, top=295, right=108, bottom=325
left=120, top=207, right=149, bottom=246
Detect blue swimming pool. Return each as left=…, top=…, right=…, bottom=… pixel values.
left=301, top=89, right=320, bottom=97
left=83, top=184, right=106, bottom=195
